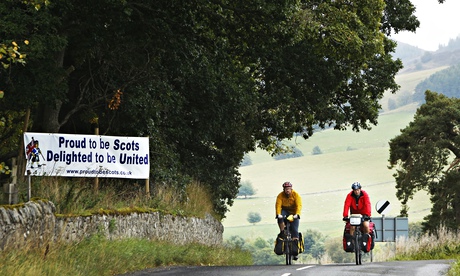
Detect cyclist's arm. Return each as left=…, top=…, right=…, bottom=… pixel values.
left=294, top=191, right=302, bottom=216
left=342, top=194, right=352, bottom=217
left=275, top=193, right=283, bottom=215
left=363, top=192, right=372, bottom=217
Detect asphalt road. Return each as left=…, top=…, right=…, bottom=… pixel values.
left=121, top=259, right=453, bottom=276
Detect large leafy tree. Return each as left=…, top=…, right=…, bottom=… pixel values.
left=0, top=0, right=440, bottom=217
left=389, top=91, right=460, bottom=232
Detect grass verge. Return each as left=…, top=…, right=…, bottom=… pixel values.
left=391, top=226, right=460, bottom=275
left=0, top=235, right=252, bottom=276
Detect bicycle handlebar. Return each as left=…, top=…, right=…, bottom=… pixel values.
left=343, top=215, right=371, bottom=221
left=276, top=214, right=300, bottom=220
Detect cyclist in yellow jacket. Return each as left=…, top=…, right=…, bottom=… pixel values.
left=275, top=181, right=302, bottom=240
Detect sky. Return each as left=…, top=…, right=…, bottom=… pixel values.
left=391, top=0, right=460, bottom=51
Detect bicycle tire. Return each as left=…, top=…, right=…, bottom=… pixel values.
left=354, top=231, right=360, bottom=265
left=284, top=223, right=292, bottom=265
left=359, top=250, right=362, bottom=265
left=285, top=239, right=292, bottom=265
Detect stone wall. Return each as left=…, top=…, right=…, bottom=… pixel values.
left=0, top=200, right=223, bottom=250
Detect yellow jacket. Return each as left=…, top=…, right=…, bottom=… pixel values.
left=275, top=190, right=302, bottom=215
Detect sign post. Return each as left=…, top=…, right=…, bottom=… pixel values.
left=376, top=200, right=391, bottom=242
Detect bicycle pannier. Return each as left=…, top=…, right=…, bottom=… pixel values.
left=343, top=232, right=354, bottom=252
left=369, top=221, right=375, bottom=250
left=361, top=233, right=372, bottom=252
left=274, top=234, right=284, bottom=255
left=291, top=239, right=299, bottom=256
left=298, top=232, right=305, bottom=253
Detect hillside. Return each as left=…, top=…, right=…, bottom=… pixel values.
left=222, top=109, right=431, bottom=240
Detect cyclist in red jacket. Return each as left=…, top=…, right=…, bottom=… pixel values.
left=343, top=182, right=371, bottom=235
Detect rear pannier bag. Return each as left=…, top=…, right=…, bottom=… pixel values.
left=361, top=233, right=372, bottom=253
left=369, top=221, right=375, bottom=250
left=274, top=234, right=284, bottom=255
left=298, top=232, right=305, bottom=253
left=343, top=232, right=354, bottom=252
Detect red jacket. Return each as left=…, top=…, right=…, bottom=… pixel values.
left=343, top=190, right=371, bottom=218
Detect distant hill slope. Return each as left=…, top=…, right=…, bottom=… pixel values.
left=395, top=39, right=460, bottom=74
left=381, top=39, right=460, bottom=112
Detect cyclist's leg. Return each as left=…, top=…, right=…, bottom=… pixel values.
left=291, top=218, right=299, bottom=240
left=349, top=225, right=355, bottom=236
left=362, top=220, right=370, bottom=234
left=278, top=210, right=289, bottom=234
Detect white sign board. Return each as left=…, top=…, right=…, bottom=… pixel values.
left=375, top=199, right=391, bottom=215
left=24, top=132, right=150, bottom=179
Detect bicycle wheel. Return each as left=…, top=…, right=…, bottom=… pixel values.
left=358, top=250, right=362, bottom=265
left=285, top=240, right=291, bottom=265
left=354, top=233, right=360, bottom=265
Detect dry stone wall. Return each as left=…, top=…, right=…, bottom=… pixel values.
left=0, top=200, right=223, bottom=250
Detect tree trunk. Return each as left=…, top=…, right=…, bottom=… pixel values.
left=42, top=99, right=63, bottom=133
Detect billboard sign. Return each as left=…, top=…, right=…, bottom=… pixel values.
left=24, top=132, right=149, bottom=179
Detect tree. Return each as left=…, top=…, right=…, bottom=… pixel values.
left=325, top=237, right=354, bottom=263
left=247, top=212, right=261, bottom=225
left=303, top=229, right=326, bottom=262
left=225, top=235, right=245, bottom=249
left=312, top=146, right=322, bottom=155
left=238, top=181, right=256, bottom=198
left=0, top=0, right=436, bottom=218
left=273, top=147, right=303, bottom=160
left=389, top=91, right=460, bottom=232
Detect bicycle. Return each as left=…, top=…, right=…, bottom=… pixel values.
left=282, top=214, right=299, bottom=265
left=346, top=214, right=375, bottom=265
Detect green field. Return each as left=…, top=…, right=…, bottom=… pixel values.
left=222, top=108, right=431, bottom=241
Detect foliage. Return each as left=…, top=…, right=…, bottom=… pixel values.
left=0, top=162, right=10, bottom=175
left=238, top=180, right=257, bottom=198
left=389, top=91, right=460, bottom=232
left=303, top=229, right=326, bottom=261
left=324, top=236, right=354, bottom=263
left=225, top=235, right=246, bottom=249
left=240, top=154, right=252, bottom=167
left=438, top=35, right=460, bottom=53
left=394, top=226, right=460, bottom=261
left=0, top=236, right=252, bottom=275
left=413, top=64, right=460, bottom=103
left=409, top=221, right=423, bottom=238
left=312, top=146, right=323, bottom=155
left=247, top=212, right=261, bottom=225
left=0, top=0, right=426, bottom=217
left=23, top=177, right=215, bottom=218
left=273, top=147, right=304, bottom=160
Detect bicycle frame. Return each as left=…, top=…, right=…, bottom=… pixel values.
left=282, top=215, right=298, bottom=265
left=284, top=220, right=293, bottom=265
left=349, top=214, right=363, bottom=265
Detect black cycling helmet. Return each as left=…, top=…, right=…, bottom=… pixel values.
left=282, top=181, right=293, bottom=188
left=351, top=182, right=361, bottom=190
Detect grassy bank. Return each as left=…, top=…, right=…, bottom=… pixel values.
left=0, top=235, right=252, bottom=276
left=0, top=178, right=253, bottom=275
left=391, top=227, right=460, bottom=275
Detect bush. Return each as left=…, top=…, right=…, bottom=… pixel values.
left=312, top=146, right=322, bottom=155
left=238, top=180, right=256, bottom=198
left=273, top=147, right=304, bottom=160
left=247, top=212, right=261, bottom=224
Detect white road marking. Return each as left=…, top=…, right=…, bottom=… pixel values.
left=297, top=265, right=314, bottom=271
left=281, top=274, right=291, bottom=276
